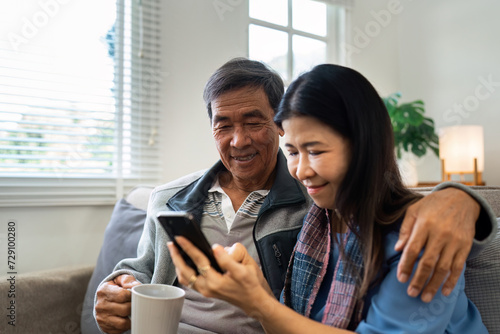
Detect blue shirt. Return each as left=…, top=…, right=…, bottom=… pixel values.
left=285, top=230, right=488, bottom=333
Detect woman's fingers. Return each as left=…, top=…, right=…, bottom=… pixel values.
left=167, top=241, right=198, bottom=288
left=175, top=236, right=211, bottom=267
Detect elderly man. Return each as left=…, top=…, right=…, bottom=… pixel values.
left=94, top=58, right=496, bottom=334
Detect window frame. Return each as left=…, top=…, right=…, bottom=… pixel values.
left=247, top=0, right=347, bottom=84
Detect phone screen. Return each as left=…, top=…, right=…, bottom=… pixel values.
left=157, top=211, right=223, bottom=273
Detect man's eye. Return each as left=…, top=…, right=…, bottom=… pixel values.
left=246, top=122, right=263, bottom=127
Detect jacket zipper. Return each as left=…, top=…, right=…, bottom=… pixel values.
left=272, top=243, right=282, bottom=267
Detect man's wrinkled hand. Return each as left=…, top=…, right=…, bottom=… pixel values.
left=395, top=187, right=479, bottom=302
left=94, top=274, right=141, bottom=334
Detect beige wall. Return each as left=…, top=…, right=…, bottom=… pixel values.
left=346, top=0, right=401, bottom=95
left=1, top=205, right=112, bottom=273
left=158, top=0, right=250, bottom=183
left=349, top=0, right=500, bottom=185
left=399, top=0, right=500, bottom=185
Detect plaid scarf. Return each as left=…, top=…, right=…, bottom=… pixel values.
left=283, top=204, right=364, bottom=329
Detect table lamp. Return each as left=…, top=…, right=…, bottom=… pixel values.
left=439, top=125, right=484, bottom=185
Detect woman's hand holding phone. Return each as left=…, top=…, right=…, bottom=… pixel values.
left=157, top=211, right=223, bottom=274
left=167, top=237, right=275, bottom=316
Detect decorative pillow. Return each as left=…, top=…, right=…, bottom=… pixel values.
left=80, top=198, right=147, bottom=334
left=464, top=217, right=500, bottom=333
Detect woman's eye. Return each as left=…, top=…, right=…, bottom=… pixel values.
left=288, top=151, right=298, bottom=157
left=309, top=151, right=323, bottom=156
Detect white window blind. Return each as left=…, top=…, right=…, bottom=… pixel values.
left=0, top=0, right=162, bottom=206
left=312, top=0, right=354, bottom=8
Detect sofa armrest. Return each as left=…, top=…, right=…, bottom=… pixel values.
left=465, top=218, right=500, bottom=333
left=0, top=265, right=94, bottom=333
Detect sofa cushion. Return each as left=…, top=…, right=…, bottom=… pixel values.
left=465, top=217, right=500, bottom=333
left=81, top=198, right=146, bottom=334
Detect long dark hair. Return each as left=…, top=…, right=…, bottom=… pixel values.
left=275, top=64, right=421, bottom=298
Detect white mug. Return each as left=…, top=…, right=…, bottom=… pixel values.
left=131, top=284, right=185, bottom=334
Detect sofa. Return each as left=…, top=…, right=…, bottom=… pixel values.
left=1, top=185, right=499, bottom=334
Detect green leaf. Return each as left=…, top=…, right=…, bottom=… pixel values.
left=382, top=92, right=439, bottom=158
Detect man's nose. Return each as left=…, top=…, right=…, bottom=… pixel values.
left=230, top=126, right=252, bottom=148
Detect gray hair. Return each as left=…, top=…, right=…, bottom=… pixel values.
left=203, top=58, right=284, bottom=120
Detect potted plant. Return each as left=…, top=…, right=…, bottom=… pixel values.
left=382, top=92, right=439, bottom=185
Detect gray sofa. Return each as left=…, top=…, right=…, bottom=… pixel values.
left=1, top=185, right=499, bottom=334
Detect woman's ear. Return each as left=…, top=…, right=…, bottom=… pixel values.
left=279, top=128, right=285, bottom=137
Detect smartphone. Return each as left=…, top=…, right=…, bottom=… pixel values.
left=157, top=211, right=223, bottom=274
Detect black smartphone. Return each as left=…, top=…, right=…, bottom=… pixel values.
left=157, top=211, right=223, bottom=274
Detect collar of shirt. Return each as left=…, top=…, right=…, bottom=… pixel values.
left=208, top=178, right=270, bottom=232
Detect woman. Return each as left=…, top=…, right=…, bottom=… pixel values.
left=168, top=64, right=487, bottom=333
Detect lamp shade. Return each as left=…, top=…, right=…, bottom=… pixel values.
left=439, top=125, right=484, bottom=173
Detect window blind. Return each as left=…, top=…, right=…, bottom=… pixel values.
left=312, top=0, right=354, bottom=8
left=0, top=0, right=162, bottom=206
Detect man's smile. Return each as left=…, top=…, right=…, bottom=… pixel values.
left=232, top=153, right=257, bottom=161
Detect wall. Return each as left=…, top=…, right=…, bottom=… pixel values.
left=158, top=0, right=249, bottom=183
left=397, top=0, right=500, bottom=185
left=346, top=0, right=401, bottom=96
left=1, top=205, right=113, bottom=273
left=349, top=0, right=500, bottom=185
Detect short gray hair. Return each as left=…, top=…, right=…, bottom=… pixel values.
left=203, top=58, right=284, bottom=120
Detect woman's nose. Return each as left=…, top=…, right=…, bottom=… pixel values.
left=295, top=156, right=314, bottom=181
